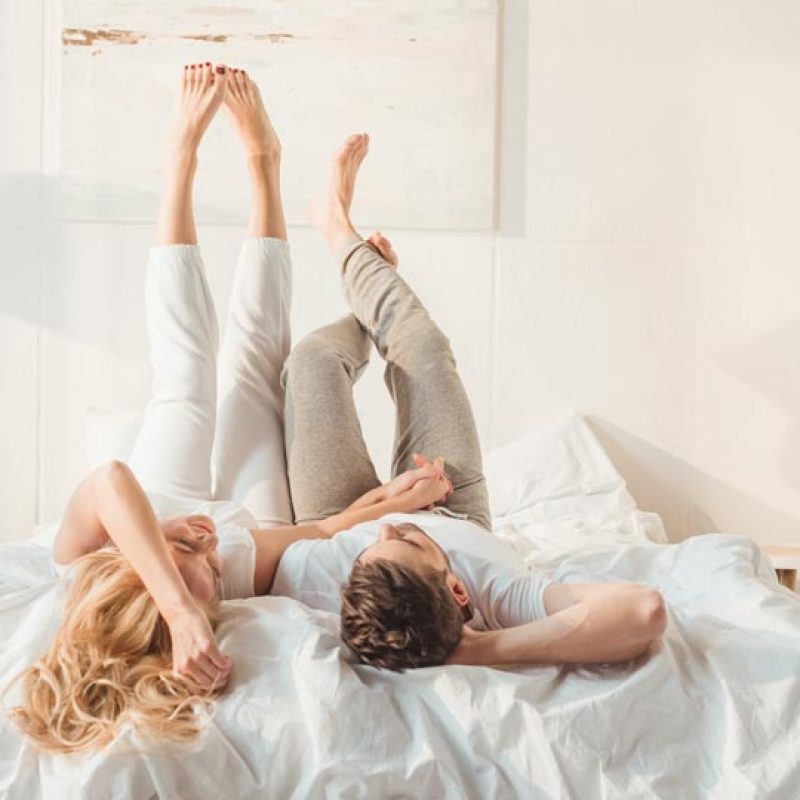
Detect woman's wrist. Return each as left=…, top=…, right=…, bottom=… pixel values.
left=383, top=493, right=414, bottom=514
left=154, top=582, right=198, bottom=624
left=347, top=484, right=388, bottom=511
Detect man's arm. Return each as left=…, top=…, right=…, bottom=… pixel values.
left=53, top=461, right=231, bottom=690
left=449, top=583, right=667, bottom=666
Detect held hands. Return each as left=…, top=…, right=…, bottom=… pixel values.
left=388, top=453, right=454, bottom=512
left=166, top=601, right=232, bottom=693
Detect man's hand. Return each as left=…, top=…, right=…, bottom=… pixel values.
left=445, top=624, right=484, bottom=665
left=384, top=454, right=454, bottom=502
left=165, top=601, right=232, bottom=693
left=345, top=454, right=453, bottom=513
left=394, top=473, right=452, bottom=512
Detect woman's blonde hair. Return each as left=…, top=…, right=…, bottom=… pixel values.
left=5, top=548, right=221, bottom=754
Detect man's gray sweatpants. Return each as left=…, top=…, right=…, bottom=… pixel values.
left=282, top=237, right=491, bottom=531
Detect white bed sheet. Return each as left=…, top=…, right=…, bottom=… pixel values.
left=1, top=416, right=798, bottom=799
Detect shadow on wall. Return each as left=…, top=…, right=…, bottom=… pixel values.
left=0, top=170, right=237, bottom=357
left=0, top=172, right=47, bottom=326
left=588, top=416, right=800, bottom=543
left=718, top=314, right=800, bottom=493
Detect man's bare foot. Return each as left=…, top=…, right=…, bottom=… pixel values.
left=367, top=231, right=399, bottom=267
left=169, top=62, right=229, bottom=154
left=308, top=133, right=370, bottom=254
left=224, top=69, right=281, bottom=160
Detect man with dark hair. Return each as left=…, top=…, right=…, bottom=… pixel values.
left=341, top=557, right=464, bottom=670
left=271, top=133, right=667, bottom=670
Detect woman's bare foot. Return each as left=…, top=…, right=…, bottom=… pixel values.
left=224, top=68, right=281, bottom=159
left=157, top=63, right=228, bottom=245
left=308, top=133, right=370, bottom=254
left=223, top=68, right=286, bottom=239
left=367, top=231, right=399, bottom=267
left=169, top=62, right=229, bottom=154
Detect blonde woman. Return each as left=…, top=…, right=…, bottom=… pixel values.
left=6, top=63, right=450, bottom=754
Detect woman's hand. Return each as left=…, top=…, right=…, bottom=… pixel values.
left=346, top=454, right=453, bottom=513
left=384, top=454, right=453, bottom=501
left=394, top=472, right=452, bottom=513
left=165, top=601, right=231, bottom=693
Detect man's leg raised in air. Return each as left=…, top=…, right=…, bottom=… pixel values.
left=281, top=314, right=383, bottom=524
left=212, top=68, right=293, bottom=525
left=308, top=134, right=491, bottom=530
left=129, top=62, right=229, bottom=500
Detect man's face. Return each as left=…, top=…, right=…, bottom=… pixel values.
left=358, top=522, right=449, bottom=572
left=161, top=515, right=222, bottom=603
left=357, top=522, right=471, bottom=616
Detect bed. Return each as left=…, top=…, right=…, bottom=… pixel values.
left=1, top=415, right=798, bottom=799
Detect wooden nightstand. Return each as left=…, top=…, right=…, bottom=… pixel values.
left=762, top=545, right=800, bottom=592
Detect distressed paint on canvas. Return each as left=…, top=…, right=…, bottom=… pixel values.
left=60, top=0, right=498, bottom=230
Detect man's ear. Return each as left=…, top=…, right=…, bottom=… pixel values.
left=445, top=572, right=470, bottom=608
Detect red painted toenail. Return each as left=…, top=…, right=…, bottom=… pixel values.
left=191, top=64, right=196, bottom=69
left=215, top=65, right=225, bottom=74
left=205, top=61, right=211, bottom=66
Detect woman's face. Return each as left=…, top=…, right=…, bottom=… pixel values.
left=161, top=515, right=222, bottom=603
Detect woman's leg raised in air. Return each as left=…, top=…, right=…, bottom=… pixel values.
left=211, top=69, right=293, bottom=525
left=129, top=62, right=229, bottom=500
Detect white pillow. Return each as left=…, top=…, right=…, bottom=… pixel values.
left=485, top=414, right=666, bottom=554
left=485, top=413, right=634, bottom=518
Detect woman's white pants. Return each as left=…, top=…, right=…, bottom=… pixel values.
left=128, top=238, right=293, bottom=526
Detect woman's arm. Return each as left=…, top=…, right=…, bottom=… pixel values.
left=252, top=475, right=449, bottom=595
left=53, top=461, right=231, bottom=690
left=345, top=454, right=452, bottom=511
left=55, top=461, right=196, bottom=617
left=449, top=583, right=667, bottom=667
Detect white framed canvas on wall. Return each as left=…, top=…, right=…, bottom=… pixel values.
left=59, top=0, right=499, bottom=231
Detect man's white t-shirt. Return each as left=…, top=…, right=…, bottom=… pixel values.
left=271, top=511, right=554, bottom=630
left=50, top=494, right=257, bottom=601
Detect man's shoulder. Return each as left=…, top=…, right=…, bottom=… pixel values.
left=420, top=516, right=522, bottom=568
left=382, top=510, right=488, bottom=535
left=283, top=524, right=374, bottom=562
left=408, top=512, right=496, bottom=542
left=271, top=525, right=374, bottom=601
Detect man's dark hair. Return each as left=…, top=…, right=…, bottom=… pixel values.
left=340, top=559, right=464, bottom=671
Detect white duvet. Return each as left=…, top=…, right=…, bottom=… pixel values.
left=1, top=416, right=798, bottom=799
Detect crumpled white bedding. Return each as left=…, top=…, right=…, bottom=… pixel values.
left=1, top=416, right=798, bottom=799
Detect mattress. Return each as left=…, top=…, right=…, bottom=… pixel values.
left=1, top=415, right=797, bottom=799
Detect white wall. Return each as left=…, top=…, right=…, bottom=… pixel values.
left=513, top=0, right=800, bottom=543
left=0, top=1, right=45, bottom=541
left=2, top=0, right=799, bottom=545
